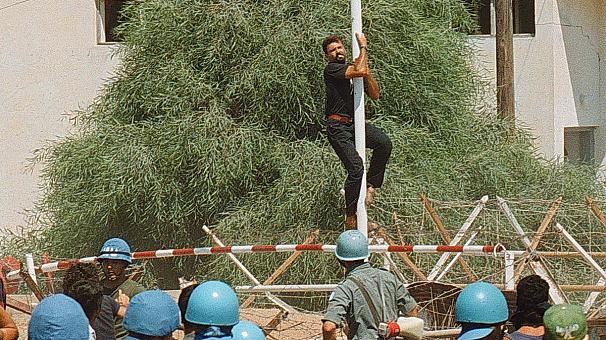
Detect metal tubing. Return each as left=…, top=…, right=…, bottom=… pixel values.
left=504, top=251, right=515, bottom=290
left=235, top=284, right=606, bottom=293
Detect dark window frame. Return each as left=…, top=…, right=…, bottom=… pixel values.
left=465, top=0, right=535, bottom=36
left=564, top=126, right=597, bottom=165
left=96, top=0, right=127, bottom=44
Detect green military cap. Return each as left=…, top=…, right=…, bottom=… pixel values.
left=543, top=304, right=588, bottom=340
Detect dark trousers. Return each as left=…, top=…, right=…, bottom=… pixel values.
left=327, top=120, right=392, bottom=217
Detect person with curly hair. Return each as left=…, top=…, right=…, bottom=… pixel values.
left=506, top=275, right=551, bottom=340
left=177, top=281, right=200, bottom=339
left=63, top=263, right=128, bottom=340
left=322, top=32, right=391, bottom=230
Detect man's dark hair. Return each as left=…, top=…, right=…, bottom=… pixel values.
left=67, top=279, right=103, bottom=321
left=178, top=283, right=200, bottom=324
left=62, top=263, right=103, bottom=320
left=322, top=35, right=343, bottom=54
left=511, top=275, right=550, bottom=328
left=63, top=263, right=100, bottom=292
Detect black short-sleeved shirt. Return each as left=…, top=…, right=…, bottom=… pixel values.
left=94, top=295, right=120, bottom=340
left=324, top=61, right=353, bottom=118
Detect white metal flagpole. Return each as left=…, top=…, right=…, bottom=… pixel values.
left=351, top=0, right=368, bottom=236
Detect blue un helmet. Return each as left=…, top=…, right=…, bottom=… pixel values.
left=28, top=294, right=89, bottom=340
left=232, top=320, right=266, bottom=339
left=98, top=237, right=132, bottom=263
left=335, top=230, right=369, bottom=261
left=185, top=281, right=240, bottom=326
left=123, top=290, right=180, bottom=339
left=455, top=281, right=509, bottom=340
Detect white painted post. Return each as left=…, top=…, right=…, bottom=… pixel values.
left=375, top=236, right=391, bottom=271
left=201, top=226, right=294, bottom=313
left=427, top=195, right=488, bottom=280
left=504, top=251, right=515, bottom=290
left=351, top=0, right=368, bottom=236
left=554, top=223, right=606, bottom=312
left=25, top=253, right=37, bottom=284
left=436, top=226, right=483, bottom=281
left=496, top=196, right=567, bottom=303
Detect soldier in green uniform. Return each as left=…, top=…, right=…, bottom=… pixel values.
left=98, top=238, right=146, bottom=340
left=322, top=230, right=418, bottom=340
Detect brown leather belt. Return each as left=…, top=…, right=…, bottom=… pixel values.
left=327, top=114, right=352, bottom=124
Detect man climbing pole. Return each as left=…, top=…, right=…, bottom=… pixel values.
left=322, top=32, right=392, bottom=229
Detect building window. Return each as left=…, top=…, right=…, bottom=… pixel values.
left=564, top=126, right=596, bottom=165
left=96, top=0, right=127, bottom=43
left=464, top=0, right=535, bottom=35
left=464, top=0, right=492, bottom=35
left=512, top=0, right=535, bottom=34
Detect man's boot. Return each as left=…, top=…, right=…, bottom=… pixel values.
left=367, top=219, right=379, bottom=232
left=345, top=215, right=357, bottom=229
left=345, top=214, right=379, bottom=232
left=365, top=186, right=376, bottom=206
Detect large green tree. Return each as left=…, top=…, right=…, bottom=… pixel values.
left=14, top=0, right=602, bottom=287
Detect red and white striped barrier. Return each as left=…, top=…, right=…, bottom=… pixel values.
left=6, top=244, right=503, bottom=280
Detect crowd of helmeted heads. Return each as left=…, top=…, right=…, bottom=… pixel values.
left=26, top=234, right=593, bottom=340
left=455, top=279, right=589, bottom=340
left=27, top=237, right=266, bottom=340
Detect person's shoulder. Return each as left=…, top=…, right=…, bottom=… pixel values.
left=121, top=279, right=145, bottom=295
left=325, top=61, right=348, bottom=74
left=374, top=267, right=399, bottom=281
left=337, top=278, right=358, bottom=293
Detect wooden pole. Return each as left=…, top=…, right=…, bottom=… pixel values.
left=497, top=196, right=567, bottom=303
left=533, top=251, right=606, bottom=259
left=241, top=230, right=319, bottom=309
left=586, top=197, right=606, bottom=230
left=530, top=197, right=562, bottom=251
left=6, top=296, right=33, bottom=314
left=18, top=264, right=44, bottom=302
left=554, top=223, right=606, bottom=312
left=514, top=197, right=562, bottom=280
left=235, top=283, right=606, bottom=293
left=496, top=0, right=515, bottom=121
left=436, top=226, right=483, bottom=282
left=426, top=195, right=488, bottom=281
left=42, top=253, right=54, bottom=294
left=263, top=310, right=286, bottom=340
left=420, top=194, right=476, bottom=281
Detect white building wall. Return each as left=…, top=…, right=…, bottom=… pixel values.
left=469, top=0, right=606, bottom=166
left=0, top=0, right=604, bottom=232
left=600, top=1, right=606, bottom=158
left=0, top=0, right=120, bottom=231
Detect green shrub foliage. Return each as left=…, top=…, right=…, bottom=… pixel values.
left=15, top=0, right=602, bottom=288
